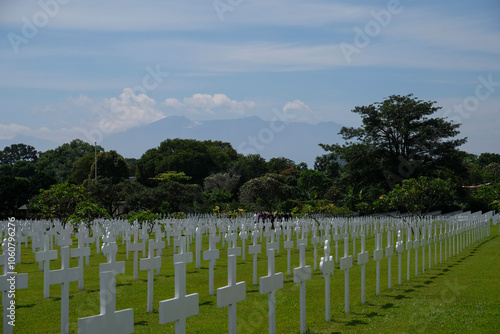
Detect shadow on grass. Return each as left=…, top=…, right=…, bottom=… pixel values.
left=381, top=302, right=396, bottom=309
left=346, top=319, right=368, bottom=326
left=18, top=303, right=35, bottom=309
left=199, top=301, right=213, bottom=307
left=135, top=320, right=148, bottom=326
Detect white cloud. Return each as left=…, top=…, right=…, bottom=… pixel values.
left=282, top=100, right=319, bottom=124
left=93, top=88, right=166, bottom=133
left=164, top=93, right=255, bottom=116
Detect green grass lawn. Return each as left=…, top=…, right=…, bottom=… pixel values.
left=4, top=223, right=500, bottom=333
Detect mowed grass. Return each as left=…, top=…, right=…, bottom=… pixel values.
left=3, top=223, right=500, bottom=333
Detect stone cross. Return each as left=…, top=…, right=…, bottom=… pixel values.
left=332, top=224, right=340, bottom=263
left=373, top=228, right=383, bottom=295
left=126, top=230, right=145, bottom=280
left=48, top=245, right=80, bottom=334
left=420, top=225, right=427, bottom=274
left=406, top=226, right=413, bottom=281
left=203, top=232, right=220, bottom=295
left=159, top=236, right=199, bottom=334
left=413, top=225, right=420, bottom=277
left=396, top=229, right=404, bottom=285
left=217, top=253, right=246, bottom=334
left=385, top=228, right=394, bottom=289
left=150, top=239, right=166, bottom=275
left=319, top=240, right=334, bottom=321
left=138, top=225, right=149, bottom=257
left=100, top=241, right=125, bottom=276
left=140, top=239, right=161, bottom=312
left=260, top=248, right=283, bottom=334
left=239, top=228, right=248, bottom=261
left=35, top=235, right=58, bottom=298
left=248, top=230, right=262, bottom=285
left=78, top=270, right=134, bottom=334
left=195, top=227, right=202, bottom=268
left=357, top=231, right=369, bottom=303
left=293, top=239, right=311, bottom=334
left=310, top=226, right=320, bottom=271
left=284, top=226, right=294, bottom=276
left=1, top=239, right=28, bottom=334
left=93, top=224, right=104, bottom=255
left=71, top=230, right=91, bottom=290
left=339, top=233, right=353, bottom=313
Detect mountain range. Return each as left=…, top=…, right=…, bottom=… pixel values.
left=102, top=116, right=344, bottom=167
left=0, top=116, right=345, bottom=168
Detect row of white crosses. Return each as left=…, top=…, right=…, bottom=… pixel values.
left=1, top=211, right=494, bottom=334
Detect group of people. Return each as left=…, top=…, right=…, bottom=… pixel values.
left=253, top=211, right=293, bottom=229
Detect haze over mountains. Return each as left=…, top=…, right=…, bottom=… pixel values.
left=0, top=116, right=345, bottom=167
left=102, top=116, right=344, bottom=167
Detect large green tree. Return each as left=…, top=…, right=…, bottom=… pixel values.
left=36, top=139, right=104, bottom=182
left=0, top=143, right=38, bottom=165
left=136, top=139, right=239, bottom=185
left=320, top=94, right=467, bottom=194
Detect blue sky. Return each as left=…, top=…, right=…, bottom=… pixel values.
left=0, top=0, right=499, bottom=156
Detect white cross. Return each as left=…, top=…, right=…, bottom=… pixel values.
left=396, top=229, right=404, bottom=285
left=100, top=241, right=125, bottom=275
left=195, top=227, right=202, bottom=268
left=150, top=239, right=166, bottom=275
left=357, top=231, right=369, bottom=303
left=159, top=237, right=199, bottom=334
left=217, top=253, right=246, bottom=334
left=284, top=227, right=294, bottom=276
left=78, top=271, right=134, bottom=334
left=339, top=233, right=353, bottom=313
left=140, top=239, right=161, bottom=312
left=71, top=231, right=91, bottom=290
left=126, top=230, right=145, bottom=280
left=260, top=248, right=283, bottom=334
left=48, top=245, right=80, bottom=334
left=319, top=240, right=334, bottom=321
left=35, top=235, right=58, bottom=298
left=310, top=229, right=320, bottom=271
left=1, top=239, right=28, bottom=334
left=373, top=229, right=384, bottom=295
left=239, top=229, right=248, bottom=261
left=203, top=232, right=219, bottom=295
left=57, top=226, right=73, bottom=247
left=248, top=230, right=262, bottom=285
left=92, top=225, right=104, bottom=255
left=385, top=228, right=394, bottom=289
left=294, top=239, right=311, bottom=334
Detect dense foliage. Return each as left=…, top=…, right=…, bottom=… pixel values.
left=1, top=95, right=498, bottom=223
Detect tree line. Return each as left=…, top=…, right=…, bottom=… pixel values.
left=1, top=94, right=499, bottom=224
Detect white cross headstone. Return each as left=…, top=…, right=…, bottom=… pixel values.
left=311, top=226, right=320, bottom=271
left=319, top=240, right=334, bottom=321
left=71, top=231, right=91, bottom=290
left=385, top=228, right=394, bottom=289
left=293, top=239, right=311, bottom=334
left=48, top=245, right=80, bottom=334
left=284, top=226, right=294, bottom=276
left=406, top=226, right=413, bottom=281
left=159, top=236, right=199, bottom=334
left=357, top=231, right=369, bottom=303
left=260, top=248, right=283, bottom=334
left=396, top=229, right=404, bottom=285
left=35, top=235, right=58, bottom=298
left=420, top=225, right=427, bottom=274
left=373, top=228, right=383, bottom=295
left=140, top=239, right=161, bottom=312
left=100, top=241, right=125, bottom=275
left=126, top=230, right=145, bottom=280
left=203, top=232, right=219, bottom=295
left=217, top=253, right=246, bottom=334
left=78, top=270, right=134, bottom=334
left=339, top=233, right=353, bottom=313
left=248, top=230, right=261, bottom=285
left=195, top=227, right=202, bottom=269
left=414, top=226, right=420, bottom=277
